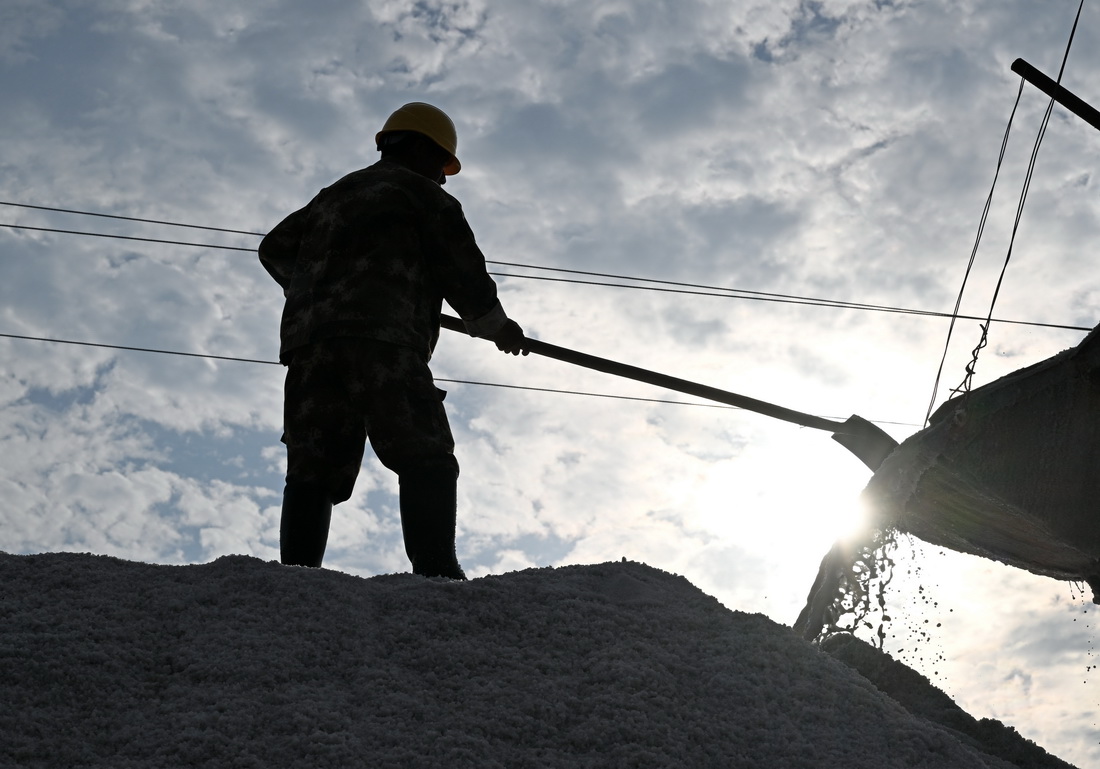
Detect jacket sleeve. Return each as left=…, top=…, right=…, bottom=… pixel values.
left=428, top=198, right=511, bottom=338
left=462, top=300, right=509, bottom=338
left=258, top=202, right=312, bottom=296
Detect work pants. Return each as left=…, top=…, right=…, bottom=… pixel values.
left=281, top=337, right=459, bottom=504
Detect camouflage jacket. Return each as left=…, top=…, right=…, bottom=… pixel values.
left=259, top=159, right=509, bottom=363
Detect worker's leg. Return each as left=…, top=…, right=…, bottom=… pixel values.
left=280, top=339, right=366, bottom=567
left=363, top=344, right=465, bottom=579
left=279, top=481, right=332, bottom=567
left=397, top=459, right=465, bottom=579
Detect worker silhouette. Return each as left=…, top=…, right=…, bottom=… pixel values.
left=259, top=102, right=527, bottom=578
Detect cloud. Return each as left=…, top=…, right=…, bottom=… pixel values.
left=0, top=0, right=65, bottom=65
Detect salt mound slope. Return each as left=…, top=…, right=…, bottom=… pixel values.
left=0, top=554, right=1064, bottom=768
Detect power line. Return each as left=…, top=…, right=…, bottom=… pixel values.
left=489, top=260, right=900, bottom=310
left=0, top=201, right=1067, bottom=326
left=0, top=199, right=1012, bottom=313
left=0, top=331, right=276, bottom=365
left=0, top=200, right=265, bottom=236
left=489, top=272, right=1089, bottom=332
left=0, top=207, right=1075, bottom=323
left=0, top=220, right=1089, bottom=332
left=0, top=223, right=256, bottom=252
left=2, top=202, right=1092, bottom=331
left=448, top=373, right=916, bottom=427
left=9, top=329, right=894, bottom=418
left=434, top=377, right=736, bottom=410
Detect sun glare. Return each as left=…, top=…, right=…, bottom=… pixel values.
left=690, top=444, right=873, bottom=551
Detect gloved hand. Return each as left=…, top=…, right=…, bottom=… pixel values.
left=490, top=319, right=529, bottom=356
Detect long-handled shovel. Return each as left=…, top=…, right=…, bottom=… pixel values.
left=440, top=314, right=898, bottom=471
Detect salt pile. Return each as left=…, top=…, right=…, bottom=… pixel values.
left=0, top=553, right=1076, bottom=768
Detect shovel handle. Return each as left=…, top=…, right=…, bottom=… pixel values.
left=439, top=313, right=843, bottom=432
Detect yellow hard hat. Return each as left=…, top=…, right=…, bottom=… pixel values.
left=376, top=102, right=461, bottom=175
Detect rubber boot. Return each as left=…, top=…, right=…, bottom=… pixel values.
left=398, top=464, right=467, bottom=580
left=279, top=481, right=333, bottom=568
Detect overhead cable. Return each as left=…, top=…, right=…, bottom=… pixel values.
left=1, top=223, right=256, bottom=252
left=0, top=331, right=761, bottom=415
left=0, top=201, right=1077, bottom=322
left=1, top=200, right=1086, bottom=327
left=0, top=331, right=275, bottom=365
left=0, top=200, right=265, bottom=236
left=493, top=272, right=1089, bottom=332
left=0, top=330, right=918, bottom=427
left=0, top=221, right=1088, bottom=332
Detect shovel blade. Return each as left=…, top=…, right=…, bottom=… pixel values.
left=831, top=415, right=899, bottom=472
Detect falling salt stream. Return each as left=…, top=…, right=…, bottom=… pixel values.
left=808, top=527, right=953, bottom=675
left=808, top=526, right=897, bottom=648
left=807, top=522, right=1100, bottom=737
left=1069, top=583, right=1097, bottom=718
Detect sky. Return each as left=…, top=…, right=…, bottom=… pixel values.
left=0, top=0, right=1097, bottom=764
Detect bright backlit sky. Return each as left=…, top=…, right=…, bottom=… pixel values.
left=1, top=1, right=1098, bottom=765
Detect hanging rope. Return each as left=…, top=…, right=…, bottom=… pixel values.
left=922, top=80, right=1025, bottom=427
left=924, top=0, right=1087, bottom=426
left=949, top=93, right=1058, bottom=400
